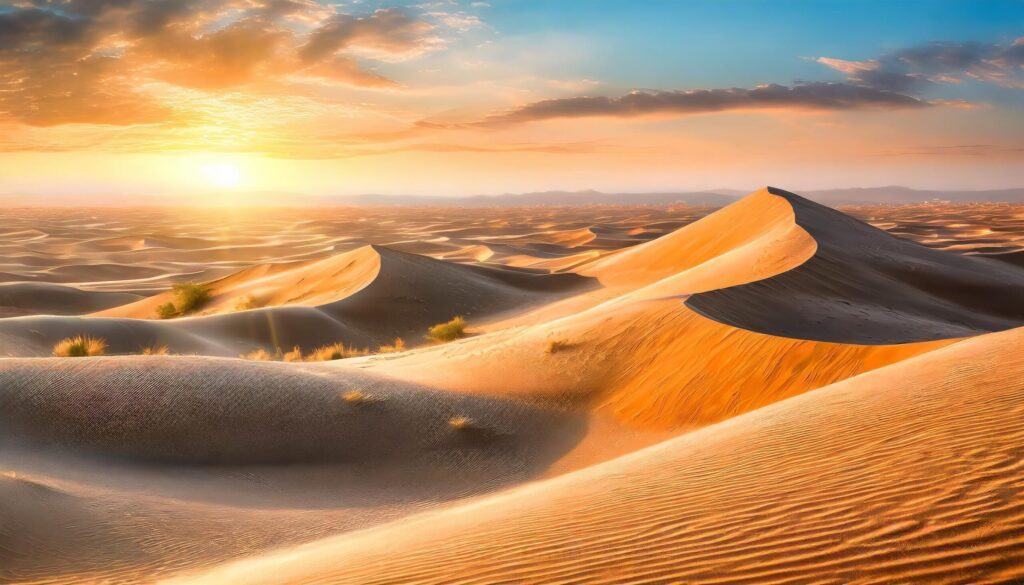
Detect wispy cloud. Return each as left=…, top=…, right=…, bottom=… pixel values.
left=451, top=82, right=932, bottom=127
left=817, top=37, right=1024, bottom=90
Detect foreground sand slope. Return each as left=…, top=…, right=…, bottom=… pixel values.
left=0, top=356, right=587, bottom=583
left=181, top=325, right=1024, bottom=585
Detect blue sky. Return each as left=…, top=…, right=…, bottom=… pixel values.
left=0, top=0, right=1022, bottom=196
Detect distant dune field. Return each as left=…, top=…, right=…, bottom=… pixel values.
left=2, top=190, right=1024, bottom=584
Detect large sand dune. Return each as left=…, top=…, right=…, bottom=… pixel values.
left=686, top=187, right=1024, bottom=343
left=3, top=191, right=1024, bottom=583
left=179, top=325, right=1024, bottom=585
left=0, top=245, right=592, bottom=356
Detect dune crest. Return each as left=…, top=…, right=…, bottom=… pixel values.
left=686, top=187, right=1024, bottom=343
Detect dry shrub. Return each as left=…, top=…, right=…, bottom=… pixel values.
left=377, top=337, right=406, bottom=353
left=341, top=389, right=378, bottom=404
left=545, top=339, right=572, bottom=354
left=240, top=348, right=274, bottom=361
left=426, top=316, right=467, bottom=344
left=282, top=346, right=304, bottom=362
left=142, top=344, right=170, bottom=356
left=448, top=415, right=474, bottom=430
left=173, top=282, right=210, bottom=314
left=307, top=343, right=368, bottom=362
left=155, top=302, right=177, bottom=320
left=53, top=335, right=107, bottom=357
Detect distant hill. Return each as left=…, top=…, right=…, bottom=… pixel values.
left=801, top=186, right=1024, bottom=205
left=4, top=187, right=1024, bottom=207
left=321, top=190, right=737, bottom=207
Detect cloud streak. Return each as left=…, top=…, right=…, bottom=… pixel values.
left=818, top=38, right=1024, bottom=90
left=467, top=82, right=931, bottom=127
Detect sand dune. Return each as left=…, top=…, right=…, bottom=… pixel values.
left=3, top=192, right=1024, bottom=583
left=580, top=187, right=816, bottom=291
left=0, top=355, right=588, bottom=583
left=179, top=325, right=1024, bottom=585
left=0, top=245, right=592, bottom=356
left=361, top=296, right=946, bottom=429
left=0, top=282, right=141, bottom=317
left=687, top=188, right=1024, bottom=343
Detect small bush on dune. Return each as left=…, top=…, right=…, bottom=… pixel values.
left=307, top=342, right=368, bottom=362
left=426, top=316, right=467, bottom=344
left=282, top=346, right=304, bottom=362
left=141, top=344, right=170, bottom=356
left=448, top=415, right=474, bottom=430
left=377, top=337, right=406, bottom=353
left=154, top=282, right=211, bottom=319
left=53, top=335, right=107, bottom=357
left=342, top=389, right=379, bottom=404
left=240, top=348, right=274, bottom=361
left=172, top=283, right=210, bottom=314
left=546, top=339, right=572, bottom=354
left=155, top=302, right=177, bottom=320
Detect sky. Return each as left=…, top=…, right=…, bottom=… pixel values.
left=1, top=0, right=1023, bottom=201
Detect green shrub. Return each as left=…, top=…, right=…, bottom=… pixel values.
left=172, top=283, right=210, bottom=314
left=426, top=316, right=467, bottom=344
left=155, top=302, right=177, bottom=319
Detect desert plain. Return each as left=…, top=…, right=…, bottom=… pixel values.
left=2, top=187, right=1024, bottom=584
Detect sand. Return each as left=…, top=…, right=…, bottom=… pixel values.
left=3, top=189, right=1024, bottom=584
left=178, top=325, right=1024, bottom=585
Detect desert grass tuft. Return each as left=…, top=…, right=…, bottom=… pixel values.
left=448, top=415, right=474, bottom=430
left=426, top=316, right=467, bottom=344
left=342, top=389, right=379, bottom=404
left=141, top=344, right=170, bottom=356
left=282, top=346, right=304, bottom=362
left=240, top=348, right=274, bottom=361
left=307, top=342, right=368, bottom=361
left=377, top=337, right=406, bottom=353
left=53, top=335, right=107, bottom=357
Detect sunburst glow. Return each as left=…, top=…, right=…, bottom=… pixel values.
left=204, top=163, right=242, bottom=189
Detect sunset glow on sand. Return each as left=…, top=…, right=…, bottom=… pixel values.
left=3, top=2, right=1024, bottom=584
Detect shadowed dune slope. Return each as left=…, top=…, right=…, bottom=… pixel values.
left=181, top=325, right=1024, bottom=585
left=686, top=187, right=1024, bottom=343
left=98, top=245, right=589, bottom=321
left=0, top=356, right=583, bottom=467
left=0, top=246, right=592, bottom=356
left=0, top=282, right=141, bottom=317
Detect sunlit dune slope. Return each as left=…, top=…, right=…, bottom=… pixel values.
left=686, top=187, right=1024, bottom=343
left=363, top=187, right=981, bottom=428
left=579, top=187, right=816, bottom=291
left=363, top=299, right=946, bottom=429
left=181, top=325, right=1024, bottom=585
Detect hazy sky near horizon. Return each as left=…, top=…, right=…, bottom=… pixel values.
left=1, top=0, right=1023, bottom=200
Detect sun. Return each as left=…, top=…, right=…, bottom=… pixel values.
left=204, top=162, right=242, bottom=188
